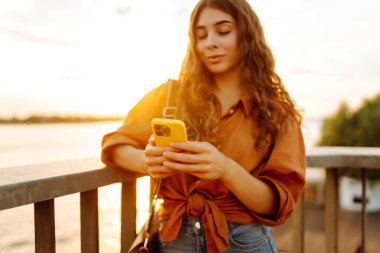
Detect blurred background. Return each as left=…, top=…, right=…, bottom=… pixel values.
left=1, top=0, right=379, bottom=120
left=0, top=0, right=379, bottom=252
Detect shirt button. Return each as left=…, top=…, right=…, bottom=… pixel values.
left=194, top=221, right=201, bottom=229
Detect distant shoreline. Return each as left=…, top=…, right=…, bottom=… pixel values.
left=0, top=115, right=124, bottom=124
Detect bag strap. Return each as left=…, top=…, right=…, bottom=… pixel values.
left=162, top=79, right=177, bottom=119
left=151, top=79, right=177, bottom=207
left=143, top=79, right=177, bottom=249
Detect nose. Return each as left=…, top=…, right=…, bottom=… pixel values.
left=206, top=32, right=218, bottom=49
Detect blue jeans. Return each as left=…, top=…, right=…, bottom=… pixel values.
left=159, top=218, right=278, bottom=253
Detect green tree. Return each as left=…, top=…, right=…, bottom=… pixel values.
left=318, top=102, right=353, bottom=146
left=318, top=94, right=380, bottom=178
left=350, top=95, right=380, bottom=146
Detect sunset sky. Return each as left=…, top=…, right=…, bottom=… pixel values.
left=0, top=0, right=379, bottom=120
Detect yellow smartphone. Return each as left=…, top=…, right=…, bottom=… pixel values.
left=151, top=118, right=188, bottom=147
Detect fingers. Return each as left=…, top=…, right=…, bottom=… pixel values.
left=148, top=135, right=182, bottom=151
left=145, top=143, right=173, bottom=156
left=147, top=165, right=177, bottom=179
left=144, top=140, right=218, bottom=179
left=145, top=155, right=167, bottom=166
left=150, top=173, right=176, bottom=179
left=163, top=160, right=210, bottom=173
left=163, top=150, right=209, bottom=164
left=163, top=141, right=215, bottom=164
left=148, top=134, right=155, bottom=145
left=170, top=141, right=213, bottom=154
left=144, top=140, right=178, bottom=179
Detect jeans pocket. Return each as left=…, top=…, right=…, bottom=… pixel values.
left=228, top=223, right=269, bottom=250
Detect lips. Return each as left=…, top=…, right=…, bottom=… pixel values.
left=207, top=55, right=224, bottom=64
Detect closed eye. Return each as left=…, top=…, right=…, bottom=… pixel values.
left=219, top=31, right=231, bottom=36
left=197, top=34, right=207, bottom=40
left=195, top=29, right=207, bottom=40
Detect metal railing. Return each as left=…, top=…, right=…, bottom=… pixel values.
left=1, top=147, right=380, bottom=253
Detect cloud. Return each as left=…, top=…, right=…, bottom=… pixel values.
left=0, top=26, right=78, bottom=47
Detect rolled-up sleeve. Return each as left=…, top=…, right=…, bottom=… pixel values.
left=101, top=82, right=170, bottom=168
left=251, top=119, right=306, bottom=225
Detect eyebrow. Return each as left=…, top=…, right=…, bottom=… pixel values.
left=195, top=20, right=233, bottom=30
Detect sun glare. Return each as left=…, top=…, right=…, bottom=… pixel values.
left=1, top=0, right=379, bottom=119
left=0, top=1, right=196, bottom=118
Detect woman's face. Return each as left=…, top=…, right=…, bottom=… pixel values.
left=194, top=7, right=241, bottom=76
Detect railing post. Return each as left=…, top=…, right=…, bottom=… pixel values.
left=325, top=168, right=338, bottom=253
left=34, top=199, right=56, bottom=253
left=121, top=180, right=137, bottom=253
left=360, top=169, right=367, bottom=253
left=293, top=192, right=304, bottom=253
left=80, top=189, right=99, bottom=253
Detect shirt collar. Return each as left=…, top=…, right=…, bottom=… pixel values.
left=239, top=92, right=254, bottom=117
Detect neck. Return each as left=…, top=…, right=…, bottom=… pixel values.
left=212, top=68, right=245, bottom=117
left=213, top=68, right=244, bottom=97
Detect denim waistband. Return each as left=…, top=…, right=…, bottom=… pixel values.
left=178, top=217, right=263, bottom=234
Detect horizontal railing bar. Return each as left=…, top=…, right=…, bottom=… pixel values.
left=0, top=147, right=379, bottom=253
left=1, top=147, right=380, bottom=211
left=0, top=158, right=142, bottom=211
left=306, top=147, right=380, bottom=168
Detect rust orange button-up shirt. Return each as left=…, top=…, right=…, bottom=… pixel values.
left=102, top=81, right=306, bottom=253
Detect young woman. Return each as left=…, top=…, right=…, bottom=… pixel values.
left=102, top=0, right=305, bottom=252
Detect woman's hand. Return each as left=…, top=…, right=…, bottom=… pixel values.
left=162, top=141, right=278, bottom=215
left=162, top=141, right=232, bottom=181
left=144, top=135, right=179, bottom=179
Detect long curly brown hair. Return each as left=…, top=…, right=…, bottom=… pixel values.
left=176, top=0, right=301, bottom=150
